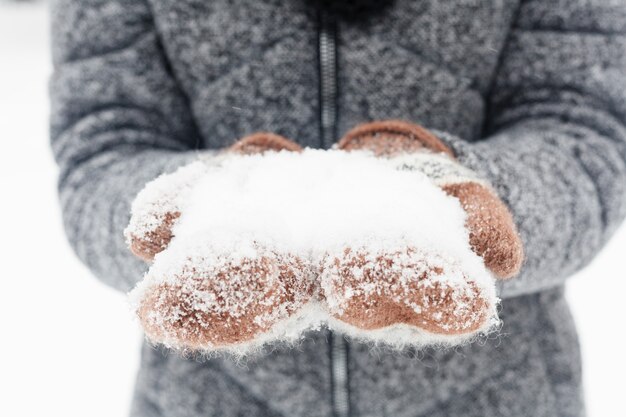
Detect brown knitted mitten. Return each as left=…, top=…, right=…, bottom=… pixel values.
left=125, top=133, right=315, bottom=352
left=338, top=120, right=524, bottom=278
left=322, top=120, right=524, bottom=336
left=320, top=246, right=493, bottom=336
left=126, top=133, right=303, bottom=262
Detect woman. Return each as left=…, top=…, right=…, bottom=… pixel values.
left=50, top=1, right=626, bottom=416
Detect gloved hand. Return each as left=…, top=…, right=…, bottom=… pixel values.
left=125, top=133, right=315, bottom=353
left=319, top=120, right=524, bottom=338
left=126, top=123, right=521, bottom=352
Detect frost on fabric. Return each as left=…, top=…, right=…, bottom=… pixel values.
left=128, top=149, right=499, bottom=354
left=320, top=244, right=498, bottom=347
left=131, top=240, right=318, bottom=353
left=124, top=161, right=208, bottom=250
left=390, top=152, right=486, bottom=186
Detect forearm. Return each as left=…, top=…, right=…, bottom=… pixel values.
left=50, top=0, right=202, bottom=292
left=439, top=116, right=626, bottom=298
left=59, top=148, right=199, bottom=292
left=430, top=0, right=626, bottom=297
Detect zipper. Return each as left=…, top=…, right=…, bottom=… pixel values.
left=330, top=332, right=350, bottom=417
left=318, top=9, right=338, bottom=149
left=319, top=10, right=350, bottom=416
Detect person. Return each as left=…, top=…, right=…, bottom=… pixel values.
left=50, top=1, right=626, bottom=416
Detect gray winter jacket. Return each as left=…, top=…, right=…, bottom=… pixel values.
left=50, top=1, right=626, bottom=416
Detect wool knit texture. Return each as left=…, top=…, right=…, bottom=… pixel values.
left=50, top=0, right=626, bottom=416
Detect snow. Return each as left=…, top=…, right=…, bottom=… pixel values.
left=389, top=151, right=485, bottom=186
left=1, top=3, right=624, bottom=417
left=125, top=159, right=207, bottom=240
left=162, top=150, right=480, bottom=259
left=129, top=150, right=498, bottom=353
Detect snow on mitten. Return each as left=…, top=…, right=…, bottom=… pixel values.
left=337, top=120, right=524, bottom=279
left=133, top=240, right=314, bottom=351
left=124, top=133, right=315, bottom=353
left=317, top=120, right=523, bottom=340
left=125, top=133, right=302, bottom=261
left=320, top=245, right=494, bottom=338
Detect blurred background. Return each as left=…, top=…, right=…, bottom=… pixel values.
left=0, top=2, right=624, bottom=416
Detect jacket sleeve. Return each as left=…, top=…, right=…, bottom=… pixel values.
left=440, top=0, right=626, bottom=298
left=50, top=0, right=203, bottom=292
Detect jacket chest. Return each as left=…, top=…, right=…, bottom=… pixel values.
left=148, top=0, right=518, bottom=147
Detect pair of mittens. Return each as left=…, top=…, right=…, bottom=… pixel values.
left=322, top=120, right=523, bottom=339
left=125, top=134, right=316, bottom=353
left=126, top=122, right=523, bottom=354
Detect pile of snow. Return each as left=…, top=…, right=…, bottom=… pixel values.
left=175, top=150, right=482, bottom=262
left=130, top=149, right=498, bottom=352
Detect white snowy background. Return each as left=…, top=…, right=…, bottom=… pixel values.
left=0, top=3, right=624, bottom=417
